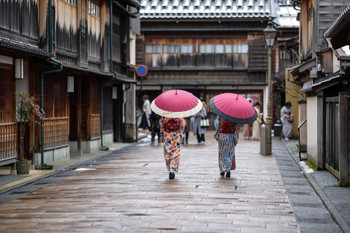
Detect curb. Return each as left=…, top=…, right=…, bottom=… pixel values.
left=282, top=139, right=350, bottom=233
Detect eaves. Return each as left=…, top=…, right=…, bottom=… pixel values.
left=0, top=36, right=51, bottom=59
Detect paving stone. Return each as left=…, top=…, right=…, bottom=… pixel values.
left=0, top=132, right=306, bottom=232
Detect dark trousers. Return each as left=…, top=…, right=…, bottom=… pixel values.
left=196, top=128, right=205, bottom=143
left=151, top=128, right=161, bottom=142
left=182, top=131, right=189, bottom=144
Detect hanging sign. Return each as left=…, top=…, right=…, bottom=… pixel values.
left=136, top=65, right=148, bottom=77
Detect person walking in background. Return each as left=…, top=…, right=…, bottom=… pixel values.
left=243, top=123, right=252, bottom=140
left=150, top=111, right=161, bottom=144
left=213, top=116, right=240, bottom=178
left=182, top=117, right=191, bottom=144
left=280, top=101, right=294, bottom=141
left=243, top=98, right=252, bottom=140
left=142, top=94, right=152, bottom=130
left=252, top=102, right=263, bottom=141
left=159, top=117, right=186, bottom=179
left=192, top=101, right=207, bottom=144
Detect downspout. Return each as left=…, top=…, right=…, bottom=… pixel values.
left=287, top=67, right=303, bottom=85
left=48, top=0, right=52, bottom=53
left=39, top=1, right=63, bottom=168
left=96, top=0, right=116, bottom=150
left=40, top=59, right=63, bottom=167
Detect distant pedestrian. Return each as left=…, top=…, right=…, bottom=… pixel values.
left=243, top=123, right=252, bottom=140
left=243, top=98, right=252, bottom=140
left=280, top=102, right=294, bottom=141
left=213, top=116, right=240, bottom=178
left=150, top=111, right=161, bottom=144
left=252, top=102, right=263, bottom=140
left=142, top=94, right=151, bottom=130
left=159, top=117, right=186, bottom=179
left=182, top=117, right=191, bottom=144
left=192, top=102, right=207, bottom=144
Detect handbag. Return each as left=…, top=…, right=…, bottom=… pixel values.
left=200, top=117, right=209, bottom=128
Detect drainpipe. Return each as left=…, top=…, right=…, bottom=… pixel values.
left=95, top=0, right=117, bottom=150
left=100, top=80, right=108, bottom=150
left=38, top=1, right=63, bottom=168
left=287, top=67, right=303, bottom=85
left=48, top=0, right=52, bottom=53
left=40, top=59, right=62, bottom=167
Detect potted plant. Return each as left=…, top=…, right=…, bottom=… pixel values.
left=16, top=92, right=45, bottom=174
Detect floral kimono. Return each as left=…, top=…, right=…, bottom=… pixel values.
left=159, top=117, right=186, bottom=172
left=213, top=117, right=240, bottom=173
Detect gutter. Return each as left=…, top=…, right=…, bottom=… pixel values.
left=114, top=0, right=139, bottom=18
left=287, top=66, right=303, bottom=85
left=38, top=1, right=64, bottom=168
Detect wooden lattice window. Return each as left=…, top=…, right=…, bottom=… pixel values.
left=44, top=76, right=68, bottom=118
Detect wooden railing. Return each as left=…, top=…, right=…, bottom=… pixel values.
left=44, top=117, right=69, bottom=150
left=89, top=114, right=100, bottom=140
left=0, top=122, right=18, bottom=163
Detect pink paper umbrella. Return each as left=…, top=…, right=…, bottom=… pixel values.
left=151, top=90, right=203, bottom=118
left=209, top=93, right=257, bottom=124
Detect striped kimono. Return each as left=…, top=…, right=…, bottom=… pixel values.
left=160, top=117, right=186, bottom=172
left=213, top=117, right=239, bottom=173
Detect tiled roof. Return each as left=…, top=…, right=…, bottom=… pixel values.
left=324, top=6, right=350, bottom=37
left=140, top=0, right=272, bottom=19
left=0, top=36, right=51, bottom=58
left=275, top=4, right=299, bottom=28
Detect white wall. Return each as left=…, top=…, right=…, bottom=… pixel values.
left=129, top=30, right=136, bottom=66
left=306, top=96, right=318, bottom=161
left=16, top=60, right=29, bottom=93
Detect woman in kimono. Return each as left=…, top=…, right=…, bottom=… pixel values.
left=159, top=117, right=186, bottom=179
left=213, top=116, right=240, bottom=178
left=280, top=102, right=294, bottom=141
left=252, top=102, right=263, bottom=140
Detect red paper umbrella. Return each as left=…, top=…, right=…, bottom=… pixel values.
left=151, top=90, right=203, bottom=118
left=209, top=93, right=257, bottom=124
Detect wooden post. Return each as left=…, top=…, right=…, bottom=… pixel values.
left=339, top=91, right=349, bottom=185
left=77, top=76, right=82, bottom=156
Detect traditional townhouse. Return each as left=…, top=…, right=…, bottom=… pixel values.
left=137, top=0, right=298, bottom=129
left=0, top=0, right=140, bottom=170
left=290, top=1, right=350, bottom=185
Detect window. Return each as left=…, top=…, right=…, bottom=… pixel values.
left=216, top=44, right=232, bottom=54
left=180, top=45, right=194, bottom=54
left=88, top=0, right=100, bottom=18
left=233, top=44, right=248, bottom=68
left=65, top=0, right=76, bottom=6
left=145, top=44, right=161, bottom=54
left=163, top=45, right=178, bottom=54
left=279, top=46, right=291, bottom=60
left=199, top=44, right=214, bottom=53
left=233, top=44, right=248, bottom=53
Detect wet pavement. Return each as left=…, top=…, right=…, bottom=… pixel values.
left=0, top=131, right=348, bottom=232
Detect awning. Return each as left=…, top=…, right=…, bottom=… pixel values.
left=289, top=58, right=316, bottom=77
left=310, top=70, right=346, bottom=89
left=0, top=36, right=51, bottom=59
left=114, top=73, right=137, bottom=84
left=62, top=64, right=137, bottom=84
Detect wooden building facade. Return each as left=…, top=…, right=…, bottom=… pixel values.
left=137, top=0, right=298, bottom=129
left=0, top=0, right=140, bottom=169
left=290, top=1, right=350, bottom=185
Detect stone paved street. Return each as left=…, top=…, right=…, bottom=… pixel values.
left=1, top=131, right=300, bottom=232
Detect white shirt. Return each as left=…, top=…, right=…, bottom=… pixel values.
left=143, top=99, right=151, bottom=115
